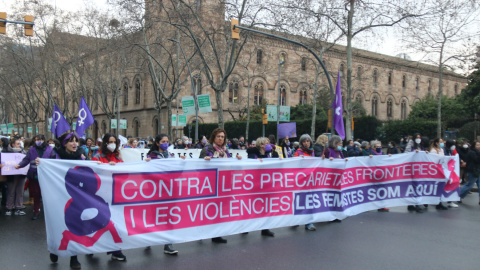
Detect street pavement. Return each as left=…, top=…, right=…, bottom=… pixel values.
left=0, top=194, right=479, bottom=270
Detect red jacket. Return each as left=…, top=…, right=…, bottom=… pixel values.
left=92, top=151, right=123, bottom=164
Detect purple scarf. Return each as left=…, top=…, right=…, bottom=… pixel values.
left=328, top=148, right=344, bottom=159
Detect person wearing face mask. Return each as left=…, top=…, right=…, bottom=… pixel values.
left=293, top=134, right=318, bottom=230
left=386, top=141, right=399, bottom=155
left=196, top=135, right=208, bottom=149
left=238, top=136, right=246, bottom=150
left=3, top=137, right=27, bottom=216
left=92, top=133, right=123, bottom=165
left=428, top=138, right=450, bottom=210
left=346, top=139, right=361, bottom=157
left=457, top=139, right=470, bottom=184
left=200, top=128, right=242, bottom=243
left=407, top=133, right=427, bottom=213
left=323, top=135, right=344, bottom=159
left=280, top=136, right=292, bottom=158
left=15, top=134, right=54, bottom=220
left=92, top=133, right=127, bottom=262
left=459, top=141, right=480, bottom=205
left=145, top=134, right=185, bottom=255
left=245, top=137, right=277, bottom=237
left=370, top=141, right=383, bottom=155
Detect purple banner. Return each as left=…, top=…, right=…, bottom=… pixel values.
left=277, top=122, right=297, bottom=139
left=1, top=153, right=29, bottom=175
left=294, top=180, right=447, bottom=215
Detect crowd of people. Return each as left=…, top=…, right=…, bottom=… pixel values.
left=0, top=129, right=477, bottom=269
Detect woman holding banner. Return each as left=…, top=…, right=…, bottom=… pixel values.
left=32, top=132, right=85, bottom=269
left=145, top=133, right=185, bottom=255
left=200, top=128, right=242, bottom=243
left=293, top=134, right=317, bottom=231
left=280, top=136, right=293, bottom=158
left=3, top=137, right=27, bottom=216
left=92, top=134, right=127, bottom=262
left=246, top=137, right=277, bottom=237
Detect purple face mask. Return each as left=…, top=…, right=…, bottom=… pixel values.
left=159, top=143, right=169, bottom=151
left=35, top=141, right=43, bottom=147
left=286, top=142, right=290, bottom=146
left=202, top=139, right=207, bottom=144
left=265, top=144, right=272, bottom=152
left=228, top=143, right=232, bottom=148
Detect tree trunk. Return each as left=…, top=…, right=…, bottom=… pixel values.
left=311, top=70, right=320, bottom=139
left=344, top=0, right=354, bottom=141
left=437, top=60, right=443, bottom=138
left=246, top=72, right=250, bottom=142
left=215, top=90, right=224, bottom=129
left=167, top=100, right=173, bottom=139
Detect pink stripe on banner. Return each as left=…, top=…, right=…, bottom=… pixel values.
left=112, top=169, right=217, bottom=204
left=124, top=192, right=293, bottom=236
left=341, top=162, right=445, bottom=188
left=218, top=167, right=344, bottom=196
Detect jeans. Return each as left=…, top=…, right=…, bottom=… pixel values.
left=460, top=172, right=480, bottom=199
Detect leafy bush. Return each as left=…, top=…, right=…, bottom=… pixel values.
left=380, top=119, right=439, bottom=143
left=459, top=121, right=480, bottom=142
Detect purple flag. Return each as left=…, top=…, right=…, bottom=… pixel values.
left=76, top=97, right=95, bottom=137
left=332, top=72, right=345, bottom=139
left=277, top=122, right=297, bottom=139
left=51, top=104, right=71, bottom=138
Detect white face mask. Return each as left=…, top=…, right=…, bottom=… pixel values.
left=107, top=143, right=116, bottom=152
left=49, top=144, right=55, bottom=148
left=12, top=147, right=22, bottom=152
left=20, top=141, right=24, bottom=148
left=450, top=145, right=455, bottom=151
left=415, top=139, right=421, bottom=144
left=463, top=144, right=469, bottom=149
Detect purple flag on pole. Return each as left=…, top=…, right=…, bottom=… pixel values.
left=332, top=72, right=345, bottom=139
left=76, top=97, right=95, bottom=137
left=51, top=104, right=71, bottom=138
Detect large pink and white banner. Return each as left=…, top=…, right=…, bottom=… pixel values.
left=38, top=152, right=460, bottom=256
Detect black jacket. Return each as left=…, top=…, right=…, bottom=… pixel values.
left=246, top=147, right=279, bottom=159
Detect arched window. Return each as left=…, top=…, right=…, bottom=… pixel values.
left=428, top=79, right=432, bottom=94
left=123, top=119, right=127, bottom=137
left=123, top=82, right=128, bottom=106
left=301, top=57, right=307, bottom=71
left=454, top=84, right=458, bottom=95
left=415, top=77, right=419, bottom=91
left=102, top=120, right=107, bottom=135
left=299, top=88, right=307, bottom=105
left=373, top=69, right=378, bottom=86
left=388, top=72, right=392, bottom=85
left=372, top=96, right=378, bottom=116
left=402, top=75, right=406, bottom=88
left=134, top=119, right=140, bottom=137
left=254, top=82, right=264, bottom=105
left=401, top=100, right=407, bottom=120
left=387, top=99, right=393, bottom=117
left=340, top=64, right=344, bottom=77
left=355, top=94, right=362, bottom=104
left=280, top=85, right=287, bottom=106
left=135, top=78, right=141, bottom=104
left=229, top=80, right=239, bottom=103
left=357, top=66, right=362, bottom=80
left=193, top=76, right=202, bottom=94
left=257, top=50, right=263, bottom=65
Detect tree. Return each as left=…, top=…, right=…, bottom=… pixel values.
left=458, top=61, right=480, bottom=114
left=273, top=0, right=423, bottom=140
left=402, top=0, right=480, bottom=137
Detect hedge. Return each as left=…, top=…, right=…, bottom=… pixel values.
left=380, top=119, right=439, bottom=143
left=184, top=115, right=381, bottom=142
left=459, top=121, right=480, bottom=142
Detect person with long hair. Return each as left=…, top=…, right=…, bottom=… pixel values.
left=92, top=134, right=127, bottom=261
left=145, top=133, right=185, bottom=255
left=200, top=128, right=241, bottom=243
left=314, top=134, right=328, bottom=158
left=323, top=135, right=344, bottom=159
left=279, top=136, right=292, bottom=158
left=33, top=132, right=85, bottom=269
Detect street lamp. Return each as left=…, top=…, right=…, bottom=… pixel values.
left=168, top=38, right=199, bottom=143
left=277, top=60, right=285, bottom=143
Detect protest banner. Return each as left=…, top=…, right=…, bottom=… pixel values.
left=1, top=153, right=29, bottom=175
left=37, top=152, right=459, bottom=257
left=120, top=149, right=248, bottom=162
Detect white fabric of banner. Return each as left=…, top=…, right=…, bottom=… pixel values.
left=37, top=152, right=460, bottom=257
left=120, top=148, right=248, bottom=162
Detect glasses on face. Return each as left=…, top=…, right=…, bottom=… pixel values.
left=216, top=135, right=225, bottom=138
